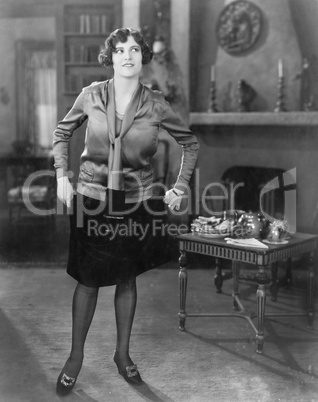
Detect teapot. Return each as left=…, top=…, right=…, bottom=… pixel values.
left=237, top=211, right=265, bottom=238
left=223, top=209, right=245, bottom=224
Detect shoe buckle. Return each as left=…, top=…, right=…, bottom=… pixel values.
left=126, top=364, right=138, bottom=378
left=61, top=373, right=76, bottom=387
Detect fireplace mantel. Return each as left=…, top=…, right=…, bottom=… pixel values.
left=190, top=112, right=318, bottom=127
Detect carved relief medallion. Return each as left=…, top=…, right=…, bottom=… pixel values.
left=216, top=0, right=263, bottom=56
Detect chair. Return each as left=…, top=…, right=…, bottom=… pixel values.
left=6, top=154, right=56, bottom=223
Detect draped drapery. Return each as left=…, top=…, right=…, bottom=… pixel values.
left=31, top=50, right=57, bottom=151
left=17, top=41, right=56, bottom=153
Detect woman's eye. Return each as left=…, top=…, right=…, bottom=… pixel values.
left=132, top=47, right=140, bottom=52
left=115, top=49, right=123, bottom=54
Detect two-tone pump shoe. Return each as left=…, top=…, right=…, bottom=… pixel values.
left=113, top=350, right=143, bottom=386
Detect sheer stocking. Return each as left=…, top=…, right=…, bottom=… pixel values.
left=61, top=282, right=99, bottom=378
left=114, top=279, right=137, bottom=367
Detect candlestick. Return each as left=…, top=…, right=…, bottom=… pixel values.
left=301, top=58, right=313, bottom=111
left=274, top=76, right=287, bottom=112
left=278, top=58, right=283, bottom=78
left=208, top=80, right=218, bottom=113
left=211, top=65, right=215, bottom=82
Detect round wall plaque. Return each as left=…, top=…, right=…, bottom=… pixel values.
left=216, top=0, right=263, bottom=56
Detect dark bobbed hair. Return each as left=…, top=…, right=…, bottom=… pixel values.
left=98, top=27, right=153, bottom=67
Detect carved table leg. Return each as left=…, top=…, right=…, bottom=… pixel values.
left=232, top=261, right=241, bottom=311
left=178, top=251, right=188, bottom=331
left=214, top=258, right=223, bottom=293
left=255, top=266, right=269, bottom=354
left=307, top=251, right=315, bottom=329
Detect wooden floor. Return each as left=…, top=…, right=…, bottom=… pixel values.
left=0, top=263, right=317, bottom=402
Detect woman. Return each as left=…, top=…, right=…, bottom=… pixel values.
left=53, top=27, right=199, bottom=396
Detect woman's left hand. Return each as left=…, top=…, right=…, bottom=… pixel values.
left=163, top=188, right=184, bottom=211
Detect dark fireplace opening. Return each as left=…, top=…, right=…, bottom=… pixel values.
left=221, top=166, right=288, bottom=219
left=201, top=166, right=294, bottom=220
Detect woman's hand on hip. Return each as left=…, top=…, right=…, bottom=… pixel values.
left=163, top=188, right=184, bottom=211
left=57, top=176, right=74, bottom=208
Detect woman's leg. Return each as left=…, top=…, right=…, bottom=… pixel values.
left=114, top=279, right=137, bottom=367
left=61, top=282, right=99, bottom=378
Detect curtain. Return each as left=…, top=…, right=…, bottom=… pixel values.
left=25, top=49, right=57, bottom=152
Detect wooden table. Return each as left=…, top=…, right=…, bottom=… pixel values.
left=176, top=232, right=318, bottom=354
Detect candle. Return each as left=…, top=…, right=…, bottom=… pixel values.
left=211, top=65, right=215, bottom=82
left=278, top=58, right=283, bottom=78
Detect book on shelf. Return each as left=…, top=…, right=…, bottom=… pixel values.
left=65, top=44, right=82, bottom=63
left=90, top=15, right=100, bottom=34
left=79, top=14, right=90, bottom=34
left=80, top=45, right=88, bottom=63
left=65, top=73, right=82, bottom=93
left=65, top=15, right=80, bottom=32
left=65, top=13, right=111, bottom=34
left=66, top=44, right=102, bottom=63
left=100, top=15, right=110, bottom=34
left=66, top=73, right=111, bottom=93
left=87, top=45, right=102, bottom=63
left=82, top=74, right=106, bottom=87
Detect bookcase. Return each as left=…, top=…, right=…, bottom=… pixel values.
left=56, top=0, right=122, bottom=180
left=63, top=3, right=117, bottom=95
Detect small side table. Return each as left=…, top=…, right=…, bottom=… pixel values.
left=176, top=232, right=317, bottom=354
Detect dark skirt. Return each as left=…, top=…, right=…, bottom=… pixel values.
left=67, top=194, right=168, bottom=287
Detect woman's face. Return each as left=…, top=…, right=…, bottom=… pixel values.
left=112, top=36, right=142, bottom=78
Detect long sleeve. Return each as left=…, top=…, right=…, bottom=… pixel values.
left=52, top=91, right=87, bottom=178
left=160, top=99, right=199, bottom=190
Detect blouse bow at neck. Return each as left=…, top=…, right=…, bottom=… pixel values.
left=105, top=79, right=143, bottom=191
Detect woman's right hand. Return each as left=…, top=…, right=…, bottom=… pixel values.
left=57, top=176, right=74, bottom=208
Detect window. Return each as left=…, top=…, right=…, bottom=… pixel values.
left=16, top=41, right=56, bottom=154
